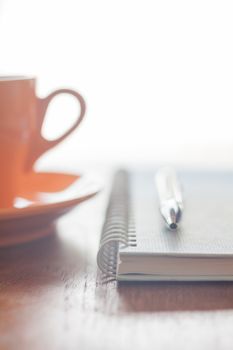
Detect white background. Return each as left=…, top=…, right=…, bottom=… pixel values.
left=1, top=0, right=233, bottom=170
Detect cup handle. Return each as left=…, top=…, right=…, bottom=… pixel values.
left=26, top=89, right=86, bottom=171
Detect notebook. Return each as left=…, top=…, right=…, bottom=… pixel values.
left=97, top=169, right=233, bottom=281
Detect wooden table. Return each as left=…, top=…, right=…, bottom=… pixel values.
left=1, top=189, right=233, bottom=350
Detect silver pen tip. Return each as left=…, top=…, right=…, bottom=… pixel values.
left=160, top=199, right=181, bottom=231
left=169, top=223, right=177, bottom=230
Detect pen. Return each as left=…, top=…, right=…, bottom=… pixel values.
left=155, top=167, right=183, bottom=230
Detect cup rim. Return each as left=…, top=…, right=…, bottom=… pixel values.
left=0, top=76, right=36, bottom=82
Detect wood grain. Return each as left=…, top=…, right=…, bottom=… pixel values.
left=1, top=191, right=233, bottom=350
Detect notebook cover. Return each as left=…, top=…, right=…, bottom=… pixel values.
left=120, top=170, right=233, bottom=257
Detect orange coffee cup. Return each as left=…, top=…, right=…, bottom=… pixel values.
left=0, top=76, right=86, bottom=208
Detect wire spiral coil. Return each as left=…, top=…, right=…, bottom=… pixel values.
left=97, top=170, right=136, bottom=277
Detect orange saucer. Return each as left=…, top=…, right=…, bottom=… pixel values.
left=0, top=172, right=100, bottom=247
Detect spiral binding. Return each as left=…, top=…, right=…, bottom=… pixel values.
left=97, top=170, right=136, bottom=277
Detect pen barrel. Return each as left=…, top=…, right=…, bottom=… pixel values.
left=155, top=167, right=183, bottom=206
